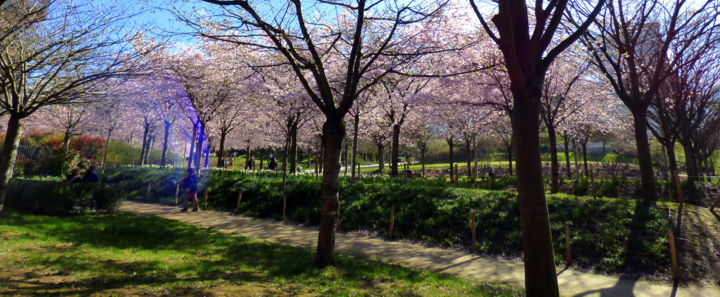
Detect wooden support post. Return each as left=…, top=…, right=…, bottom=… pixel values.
left=145, top=182, right=152, bottom=200
left=564, top=223, right=572, bottom=266
left=668, top=231, right=679, bottom=280
left=470, top=211, right=477, bottom=251
left=174, top=183, right=180, bottom=205
left=389, top=204, right=396, bottom=239
left=203, top=189, right=209, bottom=208
left=234, top=190, right=243, bottom=214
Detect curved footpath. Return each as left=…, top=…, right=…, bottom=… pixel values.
left=119, top=201, right=719, bottom=297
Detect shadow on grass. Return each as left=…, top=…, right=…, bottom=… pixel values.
left=2, top=211, right=500, bottom=296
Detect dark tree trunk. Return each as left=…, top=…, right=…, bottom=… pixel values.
left=62, top=130, right=72, bottom=156
left=101, top=127, right=113, bottom=169
left=508, top=136, right=514, bottom=176
left=548, top=126, right=560, bottom=193
left=420, top=146, right=426, bottom=177
left=466, top=137, right=473, bottom=179
left=217, top=130, right=227, bottom=168
left=343, top=139, right=349, bottom=175
left=376, top=142, right=385, bottom=174
left=631, top=109, right=658, bottom=201
left=582, top=140, right=589, bottom=178
left=350, top=113, right=359, bottom=179
left=195, top=124, right=204, bottom=171
left=161, top=120, right=171, bottom=167
left=140, top=125, right=150, bottom=166
left=512, top=81, right=559, bottom=296
left=315, top=118, right=345, bottom=268
left=562, top=133, right=572, bottom=179
left=447, top=138, right=454, bottom=182
left=681, top=138, right=699, bottom=183
left=0, top=114, right=24, bottom=212
left=289, top=121, right=298, bottom=174
left=666, top=142, right=681, bottom=202
left=187, top=124, right=197, bottom=169
left=390, top=124, right=401, bottom=177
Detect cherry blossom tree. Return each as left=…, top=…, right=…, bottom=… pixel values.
left=470, top=0, right=606, bottom=294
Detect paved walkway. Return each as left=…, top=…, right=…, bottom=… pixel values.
left=119, top=201, right=720, bottom=297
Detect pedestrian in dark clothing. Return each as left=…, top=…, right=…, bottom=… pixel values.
left=67, top=168, right=82, bottom=183
left=82, top=165, right=100, bottom=183
left=268, top=156, right=278, bottom=171
left=180, top=168, right=199, bottom=212
left=245, top=157, right=255, bottom=170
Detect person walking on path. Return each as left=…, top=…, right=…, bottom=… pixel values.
left=82, top=165, right=100, bottom=183
left=180, top=168, right=199, bottom=212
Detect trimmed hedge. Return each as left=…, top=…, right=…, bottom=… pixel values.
left=103, top=167, right=673, bottom=277
left=6, top=179, right=125, bottom=215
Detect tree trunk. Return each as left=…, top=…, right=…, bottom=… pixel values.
left=466, top=137, right=473, bottom=179
left=217, top=130, right=227, bottom=168
left=665, top=142, right=681, bottom=202
left=145, top=135, right=155, bottom=165
left=390, top=124, right=401, bottom=177
left=0, top=115, right=25, bottom=212
left=315, top=117, right=345, bottom=268
left=582, top=140, right=589, bottom=178
left=447, top=139, right=454, bottom=182
left=343, top=139, right=349, bottom=175
left=631, top=109, right=658, bottom=201
left=376, top=142, right=385, bottom=174
left=350, top=113, right=359, bottom=179
left=101, top=127, right=113, bottom=169
left=420, top=147, right=426, bottom=177
left=548, top=126, right=560, bottom=193
left=512, top=83, right=559, bottom=297
left=289, top=121, right=298, bottom=174
left=195, top=124, right=204, bottom=171
left=161, top=120, right=171, bottom=167
left=140, top=125, right=150, bottom=166
left=62, top=129, right=72, bottom=156
left=681, top=138, right=699, bottom=183
left=187, top=123, right=197, bottom=169
left=562, top=133, right=572, bottom=179
left=508, top=136, right=514, bottom=176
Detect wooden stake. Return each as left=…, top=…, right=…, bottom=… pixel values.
left=234, top=190, right=243, bottom=213
left=174, top=183, right=180, bottom=205
left=145, top=182, right=152, bottom=200
left=470, top=211, right=477, bottom=251
left=564, top=223, right=572, bottom=266
left=203, top=189, right=209, bottom=208
left=389, top=204, right=396, bottom=239
left=668, top=231, right=679, bottom=280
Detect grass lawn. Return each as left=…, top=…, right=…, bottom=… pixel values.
left=0, top=211, right=522, bottom=297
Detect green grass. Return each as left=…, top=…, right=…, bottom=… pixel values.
left=0, top=211, right=523, bottom=297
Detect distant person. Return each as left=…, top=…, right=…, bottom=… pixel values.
left=245, top=157, right=255, bottom=170
left=66, top=168, right=82, bottom=183
left=82, top=165, right=100, bottom=183
left=268, top=156, right=278, bottom=171
left=180, top=168, right=199, bottom=212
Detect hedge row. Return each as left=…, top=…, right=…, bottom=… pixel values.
left=104, top=167, right=673, bottom=277
left=6, top=179, right=125, bottom=215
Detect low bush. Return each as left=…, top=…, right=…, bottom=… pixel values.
left=103, top=167, right=673, bottom=277
left=6, top=179, right=126, bottom=215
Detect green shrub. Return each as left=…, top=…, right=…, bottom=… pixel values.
left=6, top=179, right=125, bottom=215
